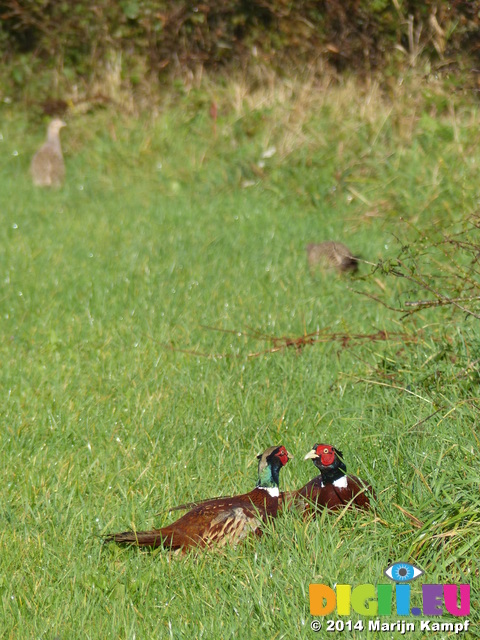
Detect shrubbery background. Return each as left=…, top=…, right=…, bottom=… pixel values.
left=1, top=1, right=479, bottom=101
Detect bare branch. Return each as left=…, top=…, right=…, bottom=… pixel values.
left=357, top=214, right=480, bottom=321
left=404, top=295, right=480, bottom=308
left=151, top=326, right=419, bottom=360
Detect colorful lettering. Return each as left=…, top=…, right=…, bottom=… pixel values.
left=377, top=584, right=392, bottom=615
left=395, top=584, right=410, bottom=616
left=309, top=584, right=336, bottom=616
left=423, top=584, right=443, bottom=616
left=351, top=584, right=377, bottom=616
left=308, top=580, right=470, bottom=617
left=444, top=585, right=470, bottom=617
left=336, top=584, right=351, bottom=616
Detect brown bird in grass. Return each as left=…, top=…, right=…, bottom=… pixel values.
left=306, top=242, right=359, bottom=274
left=281, top=444, right=373, bottom=513
left=30, top=118, right=66, bottom=187
left=104, top=445, right=292, bottom=551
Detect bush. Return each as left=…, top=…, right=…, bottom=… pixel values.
left=1, top=0, right=479, bottom=80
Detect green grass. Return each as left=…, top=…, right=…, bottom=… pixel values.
left=0, top=73, right=479, bottom=638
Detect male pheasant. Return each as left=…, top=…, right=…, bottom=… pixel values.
left=105, top=445, right=291, bottom=550
left=280, top=444, right=372, bottom=513
left=299, top=444, right=373, bottom=510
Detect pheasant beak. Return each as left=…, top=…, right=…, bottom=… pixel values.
left=304, top=449, right=319, bottom=461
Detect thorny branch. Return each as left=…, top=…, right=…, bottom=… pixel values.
left=162, top=326, right=418, bottom=359
left=356, top=213, right=480, bottom=321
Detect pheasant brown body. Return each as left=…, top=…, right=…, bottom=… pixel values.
left=30, top=118, right=66, bottom=187
left=297, top=472, right=372, bottom=511
left=281, top=444, right=372, bottom=513
left=105, top=445, right=291, bottom=551
left=306, top=242, right=358, bottom=273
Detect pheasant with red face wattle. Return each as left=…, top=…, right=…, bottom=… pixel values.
left=104, top=445, right=291, bottom=551
left=299, top=444, right=373, bottom=511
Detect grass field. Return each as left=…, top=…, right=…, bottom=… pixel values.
left=1, top=71, right=479, bottom=638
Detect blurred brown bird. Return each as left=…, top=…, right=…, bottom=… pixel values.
left=281, top=444, right=373, bottom=513
left=105, top=445, right=292, bottom=551
left=30, top=118, right=66, bottom=187
left=306, top=242, right=359, bottom=274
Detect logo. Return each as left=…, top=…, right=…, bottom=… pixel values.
left=309, top=562, right=470, bottom=618
left=384, top=562, right=424, bottom=582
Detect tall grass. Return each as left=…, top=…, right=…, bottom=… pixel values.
left=0, top=71, right=479, bottom=638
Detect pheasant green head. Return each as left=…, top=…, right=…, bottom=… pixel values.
left=256, top=445, right=292, bottom=489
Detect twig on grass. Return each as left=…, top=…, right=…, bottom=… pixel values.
left=356, top=213, right=480, bottom=321
left=406, top=407, right=444, bottom=432
left=159, top=327, right=419, bottom=360
left=352, top=376, right=433, bottom=403
left=393, top=503, right=424, bottom=528
left=404, top=296, right=480, bottom=308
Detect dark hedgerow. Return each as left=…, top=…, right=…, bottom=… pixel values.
left=0, top=0, right=479, bottom=78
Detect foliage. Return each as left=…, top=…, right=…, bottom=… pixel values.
left=0, top=0, right=479, bottom=92
left=356, top=213, right=480, bottom=319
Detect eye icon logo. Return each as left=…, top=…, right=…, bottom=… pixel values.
left=384, top=562, right=424, bottom=582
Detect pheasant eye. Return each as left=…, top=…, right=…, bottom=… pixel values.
left=323, top=448, right=329, bottom=454
left=384, top=562, right=424, bottom=582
